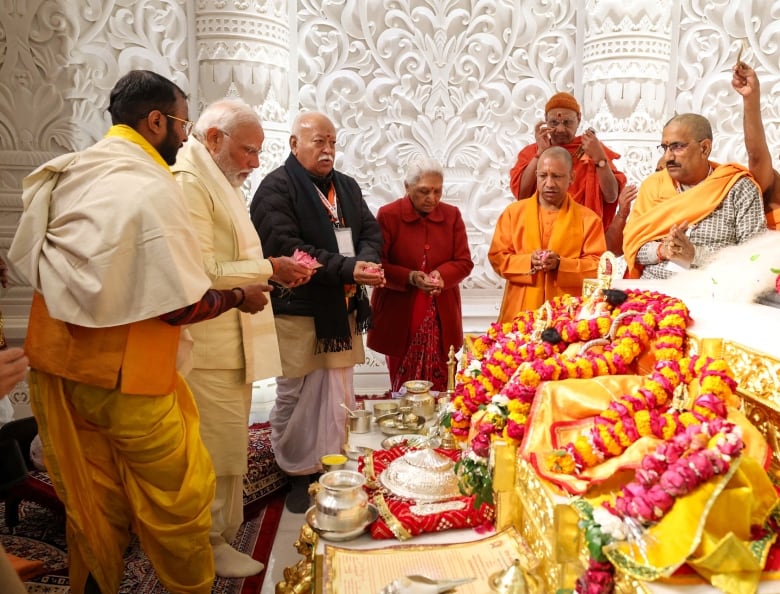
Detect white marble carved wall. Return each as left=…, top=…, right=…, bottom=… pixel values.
left=0, top=0, right=779, bottom=397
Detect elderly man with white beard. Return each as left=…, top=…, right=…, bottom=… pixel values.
left=173, top=98, right=313, bottom=577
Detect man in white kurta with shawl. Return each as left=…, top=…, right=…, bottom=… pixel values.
left=173, top=99, right=313, bottom=578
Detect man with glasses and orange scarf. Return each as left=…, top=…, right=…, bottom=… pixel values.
left=623, top=113, right=766, bottom=280
left=509, top=92, right=627, bottom=229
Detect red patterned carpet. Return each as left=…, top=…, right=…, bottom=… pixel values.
left=2, top=493, right=285, bottom=594
left=2, top=422, right=287, bottom=594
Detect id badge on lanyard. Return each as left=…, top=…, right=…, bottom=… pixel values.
left=335, top=227, right=355, bottom=257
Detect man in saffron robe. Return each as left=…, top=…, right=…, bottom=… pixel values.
left=508, top=92, right=627, bottom=229
left=732, top=63, right=780, bottom=230
left=6, top=70, right=271, bottom=594
left=489, top=147, right=606, bottom=324
left=623, top=113, right=766, bottom=279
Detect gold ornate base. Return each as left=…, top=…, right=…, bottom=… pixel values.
left=276, top=524, right=317, bottom=594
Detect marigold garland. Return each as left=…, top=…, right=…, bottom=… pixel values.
left=449, top=290, right=691, bottom=447
left=546, top=355, right=737, bottom=475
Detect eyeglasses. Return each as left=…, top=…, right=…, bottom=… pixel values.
left=221, top=130, right=262, bottom=158
left=166, top=114, right=194, bottom=136
left=545, top=119, right=577, bottom=129
left=657, top=141, right=694, bottom=154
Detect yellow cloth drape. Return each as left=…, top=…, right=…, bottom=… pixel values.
left=30, top=369, right=216, bottom=594
left=604, top=456, right=778, bottom=594
left=522, top=375, right=769, bottom=495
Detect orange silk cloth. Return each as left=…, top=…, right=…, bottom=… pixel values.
left=508, top=138, right=626, bottom=227
left=623, top=162, right=752, bottom=278
left=521, top=375, right=769, bottom=496
left=488, top=194, right=605, bottom=323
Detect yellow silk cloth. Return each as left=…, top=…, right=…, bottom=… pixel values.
left=623, top=162, right=752, bottom=278
left=522, top=375, right=769, bottom=495
left=603, top=456, right=778, bottom=594
left=30, top=369, right=216, bottom=594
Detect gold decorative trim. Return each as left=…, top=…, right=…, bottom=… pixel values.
left=275, top=523, right=317, bottom=594
left=373, top=492, right=413, bottom=541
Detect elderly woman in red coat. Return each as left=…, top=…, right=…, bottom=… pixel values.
left=367, top=158, right=474, bottom=392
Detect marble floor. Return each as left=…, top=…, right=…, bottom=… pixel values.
left=249, top=381, right=319, bottom=594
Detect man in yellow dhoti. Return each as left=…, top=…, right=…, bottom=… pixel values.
left=489, top=146, right=606, bottom=323
left=7, top=71, right=271, bottom=594
left=173, top=99, right=312, bottom=577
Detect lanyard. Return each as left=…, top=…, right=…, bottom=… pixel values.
left=315, top=184, right=340, bottom=226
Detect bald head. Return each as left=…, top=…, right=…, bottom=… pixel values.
left=290, top=111, right=337, bottom=177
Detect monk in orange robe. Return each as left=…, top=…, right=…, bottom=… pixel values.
left=489, top=147, right=606, bottom=323
left=732, top=63, right=780, bottom=229
left=508, top=92, right=627, bottom=229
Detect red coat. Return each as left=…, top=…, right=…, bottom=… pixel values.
left=367, top=196, right=474, bottom=358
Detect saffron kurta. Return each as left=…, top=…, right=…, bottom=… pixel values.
left=488, top=193, right=605, bottom=323
left=509, top=138, right=626, bottom=228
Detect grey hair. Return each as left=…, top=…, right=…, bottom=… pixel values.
left=192, top=98, right=262, bottom=140
left=664, top=113, right=713, bottom=141
left=404, top=157, right=444, bottom=187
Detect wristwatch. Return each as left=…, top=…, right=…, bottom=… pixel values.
left=596, top=159, right=607, bottom=168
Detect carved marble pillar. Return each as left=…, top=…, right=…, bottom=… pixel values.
left=193, top=0, right=291, bottom=198
left=579, top=0, right=678, bottom=183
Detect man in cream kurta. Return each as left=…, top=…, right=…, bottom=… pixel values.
left=173, top=99, right=313, bottom=578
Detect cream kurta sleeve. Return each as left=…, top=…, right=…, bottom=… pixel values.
left=178, top=173, right=273, bottom=288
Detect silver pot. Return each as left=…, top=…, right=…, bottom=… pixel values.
left=347, top=409, right=372, bottom=433
left=315, top=470, right=369, bottom=532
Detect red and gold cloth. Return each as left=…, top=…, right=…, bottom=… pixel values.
left=359, top=446, right=495, bottom=540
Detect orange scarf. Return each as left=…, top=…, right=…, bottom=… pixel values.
left=623, top=162, right=752, bottom=277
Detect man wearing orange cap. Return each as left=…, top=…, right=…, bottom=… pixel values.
left=509, top=92, right=627, bottom=228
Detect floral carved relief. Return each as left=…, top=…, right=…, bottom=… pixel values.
left=296, top=0, right=577, bottom=290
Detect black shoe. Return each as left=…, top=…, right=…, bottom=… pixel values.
left=285, top=475, right=313, bottom=514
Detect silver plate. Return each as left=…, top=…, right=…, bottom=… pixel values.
left=377, top=415, right=426, bottom=435
left=305, top=504, right=378, bottom=542
left=342, top=444, right=373, bottom=461
left=381, top=434, right=434, bottom=449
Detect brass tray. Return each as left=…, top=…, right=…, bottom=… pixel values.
left=376, top=415, right=426, bottom=436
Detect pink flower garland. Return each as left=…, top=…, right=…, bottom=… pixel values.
left=576, top=419, right=745, bottom=594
